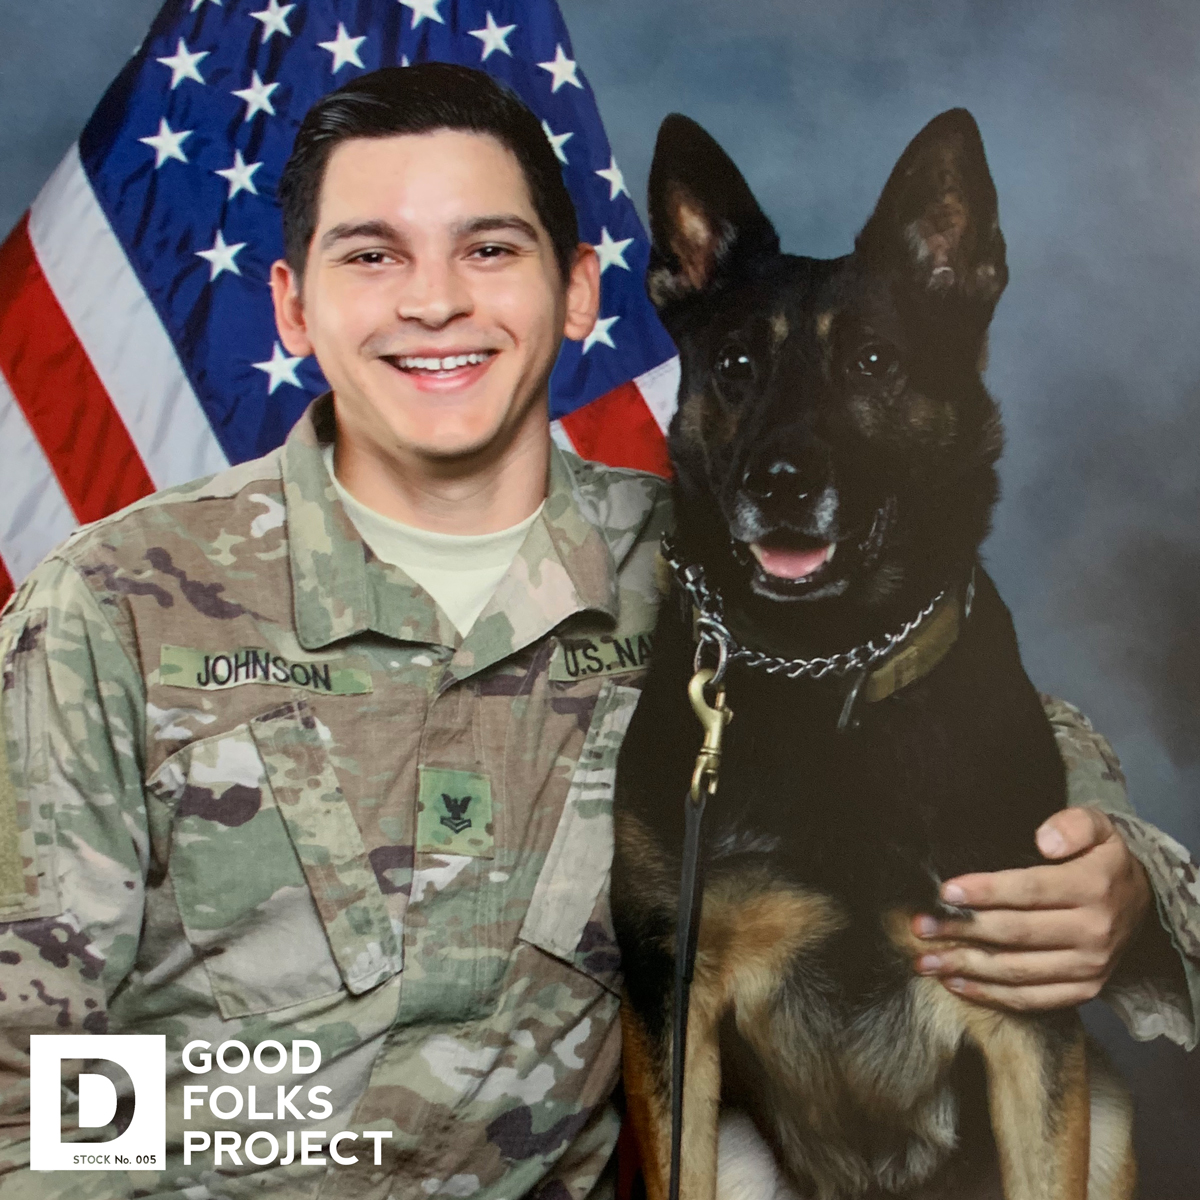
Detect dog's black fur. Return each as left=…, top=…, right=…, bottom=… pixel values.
left=612, top=111, right=1117, bottom=1199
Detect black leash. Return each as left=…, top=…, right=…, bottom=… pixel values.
left=669, top=667, right=732, bottom=1200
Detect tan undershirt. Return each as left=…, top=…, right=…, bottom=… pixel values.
left=323, top=446, right=542, bottom=635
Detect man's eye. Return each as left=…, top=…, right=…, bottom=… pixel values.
left=349, top=250, right=389, bottom=266
left=472, top=243, right=513, bottom=260
left=849, top=341, right=899, bottom=378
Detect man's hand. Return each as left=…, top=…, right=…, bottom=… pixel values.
left=910, top=807, right=1153, bottom=1011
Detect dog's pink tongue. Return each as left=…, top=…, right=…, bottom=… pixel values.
left=753, top=543, right=830, bottom=580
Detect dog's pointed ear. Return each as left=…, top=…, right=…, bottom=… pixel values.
left=647, top=114, right=779, bottom=311
left=857, top=109, right=1007, bottom=313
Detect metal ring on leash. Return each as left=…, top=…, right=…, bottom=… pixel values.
left=692, top=615, right=731, bottom=691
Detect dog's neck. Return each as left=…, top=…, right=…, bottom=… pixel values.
left=665, top=538, right=974, bottom=724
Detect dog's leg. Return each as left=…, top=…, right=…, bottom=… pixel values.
left=623, top=882, right=843, bottom=1200
left=621, top=1004, right=672, bottom=1200
left=889, top=916, right=1117, bottom=1200
left=960, top=1005, right=1091, bottom=1200
left=620, top=990, right=723, bottom=1200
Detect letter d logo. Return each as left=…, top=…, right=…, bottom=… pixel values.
left=30, top=1035, right=165, bottom=1170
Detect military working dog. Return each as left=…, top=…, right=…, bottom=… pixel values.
left=612, top=110, right=1135, bottom=1200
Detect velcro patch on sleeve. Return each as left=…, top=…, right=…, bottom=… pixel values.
left=0, top=731, right=23, bottom=906
left=549, top=631, right=655, bottom=682
left=416, top=768, right=493, bottom=858
left=0, top=610, right=53, bottom=917
left=159, top=645, right=373, bottom=695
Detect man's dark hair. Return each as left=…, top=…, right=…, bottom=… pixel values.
left=278, top=63, right=579, bottom=280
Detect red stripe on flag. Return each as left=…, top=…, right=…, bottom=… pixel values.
left=560, top=380, right=672, bottom=477
left=0, top=555, right=13, bottom=611
left=0, top=216, right=154, bottom=523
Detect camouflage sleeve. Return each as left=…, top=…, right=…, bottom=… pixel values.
left=0, top=559, right=148, bottom=1165
left=1042, top=694, right=1200, bottom=1050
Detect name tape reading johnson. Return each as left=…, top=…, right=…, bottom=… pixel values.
left=160, top=646, right=373, bottom=695
left=550, top=631, right=655, bottom=681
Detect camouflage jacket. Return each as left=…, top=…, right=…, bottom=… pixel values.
left=0, top=398, right=1198, bottom=1199
left=0, top=397, right=670, bottom=1200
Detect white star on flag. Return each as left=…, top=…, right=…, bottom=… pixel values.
left=403, top=0, right=445, bottom=28
left=250, top=0, right=294, bottom=43
left=582, top=314, right=619, bottom=353
left=537, top=44, right=582, bottom=92
left=318, top=23, right=366, bottom=72
left=253, top=343, right=305, bottom=394
left=232, top=72, right=279, bottom=121
left=401, top=54, right=410, bottom=67
left=139, top=118, right=192, bottom=168
left=214, top=149, right=262, bottom=199
left=541, top=120, right=573, bottom=165
left=196, top=229, right=246, bottom=280
left=468, top=12, right=516, bottom=60
left=593, top=227, right=634, bottom=273
left=595, top=156, right=629, bottom=200
left=156, top=38, right=208, bottom=89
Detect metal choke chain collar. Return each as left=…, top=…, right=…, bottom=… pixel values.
left=661, top=535, right=947, bottom=689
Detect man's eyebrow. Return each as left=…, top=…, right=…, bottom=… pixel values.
left=453, top=215, right=541, bottom=241
left=319, top=219, right=401, bottom=251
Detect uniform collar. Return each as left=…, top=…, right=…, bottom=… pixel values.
left=283, top=397, right=625, bottom=670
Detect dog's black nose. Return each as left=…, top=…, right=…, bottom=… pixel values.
left=742, top=459, right=806, bottom=500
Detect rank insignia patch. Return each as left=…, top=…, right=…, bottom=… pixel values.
left=417, top=767, right=494, bottom=857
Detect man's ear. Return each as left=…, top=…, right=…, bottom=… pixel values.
left=270, top=259, right=314, bottom=357
left=646, top=113, right=779, bottom=312
left=856, top=108, right=1007, bottom=313
left=562, top=243, right=601, bottom=343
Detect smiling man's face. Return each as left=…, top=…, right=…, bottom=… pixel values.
left=272, top=129, right=596, bottom=471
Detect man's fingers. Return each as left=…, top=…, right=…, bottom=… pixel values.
left=940, top=858, right=1093, bottom=910
left=936, top=976, right=1104, bottom=1012
left=910, top=807, right=1146, bottom=1017
left=914, top=945, right=1107, bottom=987
left=914, top=907, right=1111, bottom=952
left=1035, top=806, right=1114, bottom=860
left=940, top=837, right=1126, bottom=911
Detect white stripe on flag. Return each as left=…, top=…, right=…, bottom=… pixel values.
left=29, top=145, right=229, bottom=488
left=633, top=355, right=681, bottom=437
left=0, top=370, right=78, bottom=586
left=549, top=419, right=576, bottom=454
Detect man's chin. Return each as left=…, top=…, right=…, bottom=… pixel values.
left=389, top=415, right=542, bottom=468
left=331, top=375, right=551, bottom=469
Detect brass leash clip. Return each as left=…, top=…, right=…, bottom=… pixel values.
left=688, top=667, right=733, bottom=803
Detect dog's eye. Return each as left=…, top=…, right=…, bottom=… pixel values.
left=715, top=346, right=755, bottom=384
left=850, top=342, right=899, bottom=378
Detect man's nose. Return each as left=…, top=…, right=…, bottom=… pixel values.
left=396, top=258, right=472, bottom=327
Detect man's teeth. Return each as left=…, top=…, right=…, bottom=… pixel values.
left=395, top=352, right=491, bottom=371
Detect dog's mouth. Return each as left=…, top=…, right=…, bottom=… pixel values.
left=749, top=536, right=837, bottom=582
left=734, top=501, right=894, bottom=600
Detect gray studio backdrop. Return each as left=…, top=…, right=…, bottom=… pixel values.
left=1, top=0, right=1197, bottom=1190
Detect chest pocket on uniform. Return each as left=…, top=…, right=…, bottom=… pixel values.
left=518, top=681, right=641, bottom=995
left=147, top=697, right=401, bottom=1019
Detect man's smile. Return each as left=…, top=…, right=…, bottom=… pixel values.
left=380, top=347, right=500, bottom=391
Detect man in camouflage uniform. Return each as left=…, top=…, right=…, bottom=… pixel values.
left=0, top=63, right=1196, bottom=1200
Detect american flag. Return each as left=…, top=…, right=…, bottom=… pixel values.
left=0, top=0, right=681, bottom=606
